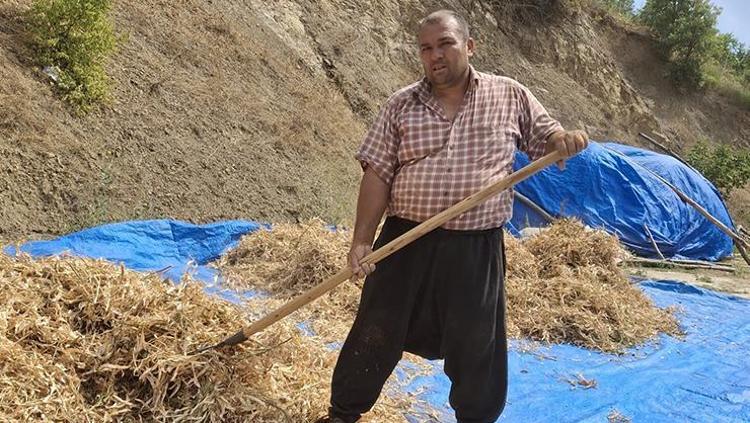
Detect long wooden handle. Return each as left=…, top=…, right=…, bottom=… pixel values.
left=215, top=151, right=563, bottom=347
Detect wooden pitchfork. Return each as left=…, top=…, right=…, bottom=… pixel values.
left=191, top=150, right=564, bottom=354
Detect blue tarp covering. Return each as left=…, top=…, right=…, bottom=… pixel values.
left=5, top=220, right=749, bottom=422
left=510, top=142, right=735, bottom=261
left=405, top=280, right=750, bottom=422
left=6, top=219, right=263, bottom=283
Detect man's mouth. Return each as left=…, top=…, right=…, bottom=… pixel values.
left=432, top=64, right=447, bottom=72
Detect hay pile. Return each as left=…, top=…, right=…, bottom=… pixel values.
left=217, top=220, right=433, bottom=417
left=220, top=219, right=351, bottom=295
left=505, top=219, right=681, bottom=352
left=218, top=219, right=362, bottom=341
left=219, top=218, right=681, bottom=354
left=1, top=219, right=677, bottom=420
left=0, top=253, right=407, bottom=422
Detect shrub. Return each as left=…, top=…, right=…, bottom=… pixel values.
left=687, top=141, right=750, bottom=196
left=26, top=0, right=117, bottom=114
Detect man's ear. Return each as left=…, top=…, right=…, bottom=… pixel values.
left=466, top=37, right=475, bottom=57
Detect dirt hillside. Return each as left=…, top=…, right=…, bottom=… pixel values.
left=1, top=0, right=748, bottom=239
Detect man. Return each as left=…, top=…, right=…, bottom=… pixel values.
left=317, top=9, right=588, bottom=423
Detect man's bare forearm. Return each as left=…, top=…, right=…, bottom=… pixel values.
left=352, top=167, right=390, bottom=246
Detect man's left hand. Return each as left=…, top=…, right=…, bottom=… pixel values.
left=546, top=129, right=589, bottom=170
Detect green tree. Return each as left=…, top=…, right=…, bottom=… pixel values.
left=639, top=0, right=720, bottom=87
left=599, top=0, right=635, bottom=16
left=712, top=33, right=749, bottom=80
left=725, top=40, right=749, bottom=85
left=704, top=32, right=750, bottom=107
left=712, top=33, right=741, bottom=69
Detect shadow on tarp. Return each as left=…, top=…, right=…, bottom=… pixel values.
left=4, top=219, right=750, bottom=422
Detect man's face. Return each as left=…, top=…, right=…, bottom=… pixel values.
left=418, top=19, right=474, bottom=89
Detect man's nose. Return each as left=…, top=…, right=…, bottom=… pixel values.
left=431, top=47, right=444, bottom=61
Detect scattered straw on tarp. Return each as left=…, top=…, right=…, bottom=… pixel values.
left=0, top=253, right=408, bottom=422
left=505, top=219, right=682, bottom=353
left=219, top=218, right=681, bottom=354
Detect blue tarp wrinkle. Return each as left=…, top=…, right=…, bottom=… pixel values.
left=4, top=219, right=749, bottom=422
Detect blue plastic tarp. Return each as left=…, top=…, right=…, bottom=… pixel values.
left=4, top=219, right=264, bottom=302
left=510, top=142, right=735, bottom=261
left=4, top=220, right=750, bottom=422
left=404, top=280, right=750, bottom=422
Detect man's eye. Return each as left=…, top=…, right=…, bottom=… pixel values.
left=421, top=47, right=432, bottom=52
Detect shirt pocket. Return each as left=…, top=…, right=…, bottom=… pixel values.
left=396, top=118, right=449, bottom=168
left=469, top=125, right=518, bottom=166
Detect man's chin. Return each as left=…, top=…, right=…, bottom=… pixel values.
left=427, top=74, right=450, bottom=86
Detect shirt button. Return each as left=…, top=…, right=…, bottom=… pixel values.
left=443, top=191, right=449, bottom=196
left=446, top=168, right=452, bottom=172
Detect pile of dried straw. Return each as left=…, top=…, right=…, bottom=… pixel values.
left=505, top=219, right=681, bottom=352
left=1, top=217, right=680, bottom=420
left=220, top=218, right=681, bottom=353
left=0, top=253, right=407, bottom=422
left=218, top=218, right=361, bottom=342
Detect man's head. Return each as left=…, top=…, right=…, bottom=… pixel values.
left=417, top=10, right=475, bottom=89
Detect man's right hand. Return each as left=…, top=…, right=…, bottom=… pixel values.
left=349, top=242, right=375, bottom=280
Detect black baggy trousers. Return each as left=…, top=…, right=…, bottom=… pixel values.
left=330, top=216, right=508, bottom=423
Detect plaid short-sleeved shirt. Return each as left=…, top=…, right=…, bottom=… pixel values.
left=356, top=67, right=563, bottom=230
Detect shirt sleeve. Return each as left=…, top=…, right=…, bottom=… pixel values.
left=354, top=100, right=400, bottom=185
left=516, top=85, right=564, bottom=161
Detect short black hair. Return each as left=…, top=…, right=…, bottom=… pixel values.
left=418, top=10, right=470, bottom=41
